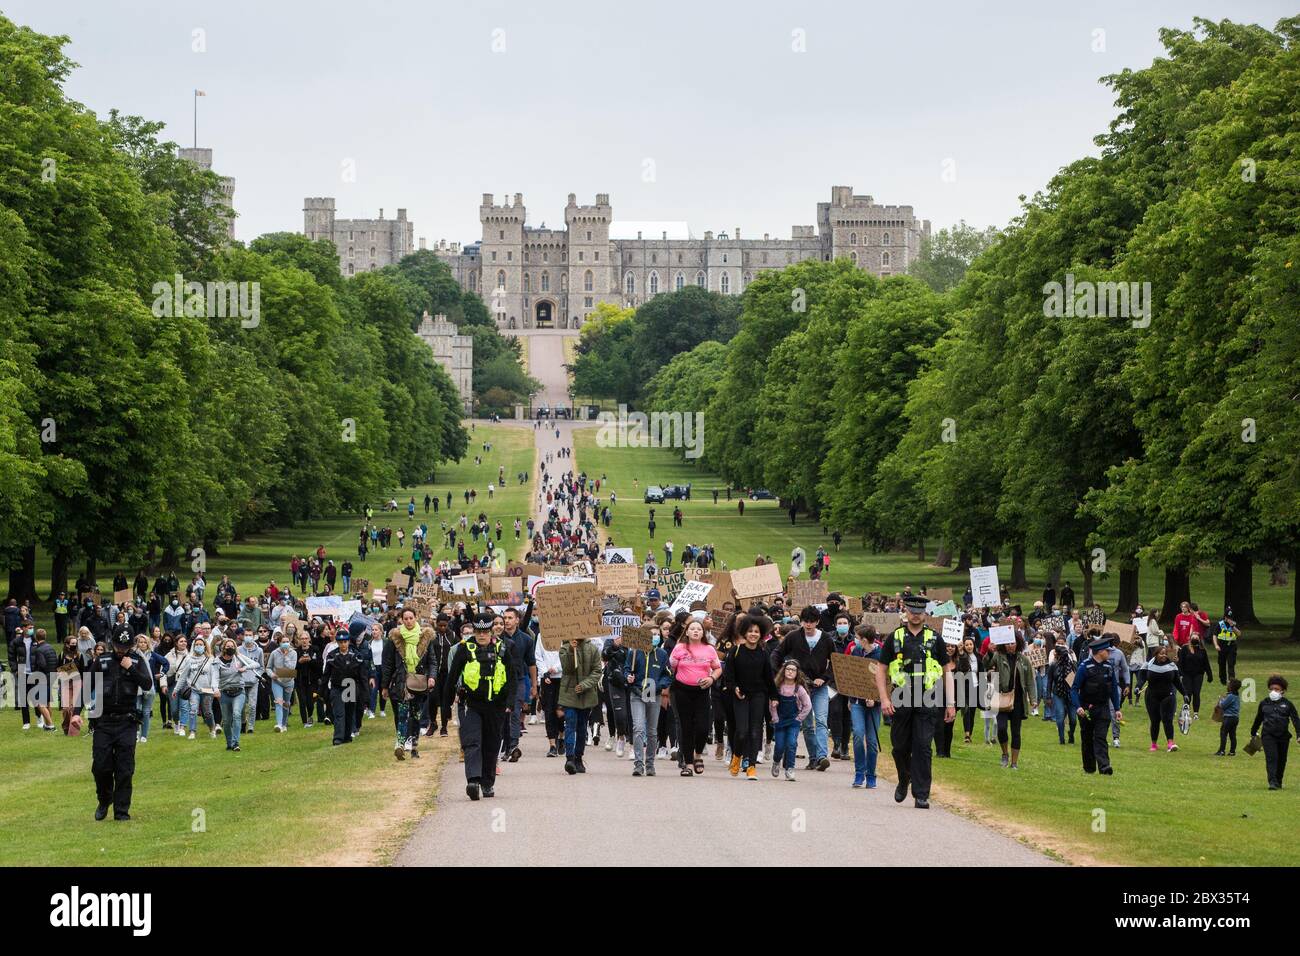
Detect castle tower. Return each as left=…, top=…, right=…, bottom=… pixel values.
left=564, top=192, right=614, bottom=329
left=304, top=197, right=336, bottom=243
left=479, top=192, right=527, bottom=330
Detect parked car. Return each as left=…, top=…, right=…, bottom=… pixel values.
left=749, top=488, right=776, bottom=500
left=536, top=404, right=550, bottom=419
left=644, top=485, right=666, bottom=504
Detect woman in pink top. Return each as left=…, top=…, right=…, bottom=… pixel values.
left=669, top=620, right=722, bottom=776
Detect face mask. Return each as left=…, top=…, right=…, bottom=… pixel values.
left=171, top=600, right=179, bottom=608
left=280, top=641, right=290, bottom=650
left=193, top=645, right=204, bottom=655
left=835, top=623, right=849, bottom=637
left=222, top=649, right=234, bottom=659
left=1269, top=690, right=1283, bottom=701
left=651, top=635, right=661, bottom=647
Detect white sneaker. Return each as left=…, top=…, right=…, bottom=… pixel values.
left=209, top=730, right=218, bottom=738
left=616, top=739, right=625, bottom=757
left=189, top=731, right=197, bottom=740
left=605, top=737, right=613, bottom=752
left=404, top=739, right=414, bottom=753
left=274, top=725, right=283, bottom=733
left=528, top=714, right=538, bottom=725
left=1113, top=737, right=1121, bottom=748
left=139, top=736, right=147, bottom=744
left=365, top=710, right=375, bottom=719
left=658, top=746, right=669, bottom=759
left=755, top=750, right=764, bottom=765
left=379, top=711, right=386, bottom=718
left=21, top=723, right=30, bottom=730
left=1030, top=707, right=1038, bottom=717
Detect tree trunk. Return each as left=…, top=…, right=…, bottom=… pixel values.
left=1223, top=554, right=1260, bottom=625
left=954, top=549, right=972, bottom=573
left=8, top=545, right=38, bottom=604
left=1011, top=544, right=1028, bottom=589
left=979, top=546, right=997, bottom=569
left=1046, top=562, right=1062, bottom=593
left=916, top=538, right=926, bottom=562
left=1268, top=557, right=1288, bottom=587
left=1078, top=561, right=1095, bottom=607
left=1114, top=563, right=1140, bottom=615
left=934, top=540, right=952, bottom=568
left=83, top=556, right=98, bottom=590
left=1289, top=550, right=1300, bottom=642
left=49, top=548, right=72, bottom=602
left=1159, top=566, right=1192, bottom=626
left=203, top=536, right=220, bottom=558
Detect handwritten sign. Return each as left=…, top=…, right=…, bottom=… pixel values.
left=451, top=574, right=479, bottom=596
left=657, top=570, right=687, bottom=603
left=113, top=588, right=132, bottom=606
left=860, top=612, right=901, bottom=637
left=969, top=566, right=1000, bottom=608
left=788, top=579, right=829, bottom=612
left=1105, top=618, right=1139, bottom=651
left=989, top=624, right=1016, bottom=646
left=669, top=580, right=713, bottom=614
left=730, top=563, right=783, bottom=601
left=704, top=571, right=733, bottom=611
left=830, top=654, right=879, bottom=702
left=710, top=608, right=731, bottom=632
left=845, top=595, right=863, bottom=616
left=412, top=582, right=439, bottom=600
left=1025, top=644, right=1047, bottom=668
left=620, top=625, right=655, bottom=652
left=941, top=618, right=965, bottom=645
left=596, top=563, right=641, bottom=598
left=536, top=582, right=606, bottom=650
left=603, top=613, right=645, bottom=640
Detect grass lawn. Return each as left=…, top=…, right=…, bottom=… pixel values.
left=0, top=422, right=533, bottom=866
left=573, top=426, right=1300, bottom=866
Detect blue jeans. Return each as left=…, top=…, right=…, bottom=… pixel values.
left=1052, top=693, right=1077, bottom=742
left=342, top=574, right=351, bottom=593
left=1036, top=674, right=1051, bottom=718
left=272, top=680, right=294, bottom=729
left=138, top=690, right=155, bottom=738
left=174, top=691, right=191, bottom=731
left=773, top=718, right=800, bottom=769
left=563, top=706, right=589, bottom=759
left=220, top=689, right=246, bottom=748
left=801, top=683, right=830, bottom=761
left=849, top=700, right=881, bottom=779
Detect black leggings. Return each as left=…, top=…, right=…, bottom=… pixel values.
left=1219, top=716, right=1238, bottom=753
left=1146, top=691, right=1175, bottom=742
left=297, top=680, right=314, bottom=724
left=732, top=693, right=767, bottom=764
left=1184, top=672, right=1204, bottom=714
left=996, top=712, right=1022, bottom=749
left=961, top=707, right=976, bottom=737
left=671, top=683, right=710, bottom=761
left=540, top=678, right=563, bottom=740
left=712, top=692, right=733, bottom=748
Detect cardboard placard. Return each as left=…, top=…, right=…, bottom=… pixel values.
left=351, top=578, right=370, bottom=596
left=535, top=582, right=606, bottom=650
left=1105, top=618, right=1139, bottom=651
left=1025, top=645, right=1047, bottom=668
left=451, top=573, right=479, bottom=596
left=788, top=579, right=829, bottom=612
left=386, top=586, right=398, bottom=606
left=830, top=654, right=879, bottom=703
left=412, top=582, right=439, bottom=600
left=924, top=614, right=951, bottom=633
left=524, top=562, right=545, bottom=579
left=388, top=573, right=407, bottom=593
left=669, top=580, right=713, bottom=614
left=969, top=566, right=1000, bottom=608
left=113, top=587, right=132, bottom=606
left=710, top=608, right=731, bottom=632
left=657, top=570, right=687, bottom=603
left=730, top=563, right=783, bottom=601
left=860, top=612, right=901, bottom=637
left=927, top=587, right=953, bottom=603
left=845, top=595, right=863, bottom=616
left=596, top=563, right=641, bottom=598
left=620, top=625, right=655, bottom=653
left=280, top=611, right=303, bottom=636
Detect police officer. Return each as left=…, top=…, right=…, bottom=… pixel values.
left=1070, top=635, right=1122, bottom=775
left=322, top=631, right=363, bottom=746
left=875, top=594, right=954, bottom=809
left=446, top=616, right=517, bottom=801
left=91, top=626, right=153, bottom=820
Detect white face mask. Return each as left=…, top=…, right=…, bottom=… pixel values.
left=1269, top=690, right=1283, bottom=701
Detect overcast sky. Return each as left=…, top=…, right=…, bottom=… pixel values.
left=8, top=0, right=1292, bottom=244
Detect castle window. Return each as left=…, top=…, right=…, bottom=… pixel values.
left=652, top=254, right=657, bottom=264
left=578, top=252, right=584, bottom=261
left=625, top=272, right=635, bottom=297
left=720, top=273, right=730, bottom=294
left=348, top=247, right=355, bottom=259
left=524, top=251, right=529, bottom=263
left=649, top=271, right=659, bottom=294
left=497, top=270, right=506, bottom=289
left=348, top=263, right=354, bottom=275
left=744, top=272, right=752, bottom=287
left=543, top=252, right=548, bottom=263
left=695, top=271, right=705, bottom=288
left=370, top=246, right=376, bottom=258
left=469, top=273, right=477, bottom=291
left=675, top=272, right=684, bottom=291
left=523, top=273, right=531, bottom=292
left=499, top=230, right=504, bottom=240
left=586, top=231, right=592, bottom=241
left=882, top=251, right=891, bottom=267
left=584, top=296, right=593, bottom=308
left=561, top=273, right=568, bottom=292
left=883, top=232, right=890, bottom=245
left=349, top=231, right=353, bottom=241
left=722, top=254, right=728, bottom=264
left=849, top=232, right=858, bottom=246
left=677, top=253, right=683, bottom=264
left=584, top=270, right=593, bottom=292
left=541, top=272, right=549, bottom=292
left=850, top=251, right=858, bottom=265
left=491, top=251, right=497, bottom=262
left=507, top=252, right=513, bottom=261
left=594, top=252, right=600, bottom=261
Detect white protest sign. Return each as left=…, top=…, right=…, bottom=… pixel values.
left=941, top=618, right=965, bottom=645
left=1133, top=616, right=1149, bottom=635
left=603, top=547, right=634, bottom=564
left=306, top=595, right=343, bottom=618
left=989, top=624, right=1016, bottom=646
left=969, top=566, right=1001, bottom=608
left=451, top=573, right=479, bottom=596
left=668, top=580, right=713, bottom=614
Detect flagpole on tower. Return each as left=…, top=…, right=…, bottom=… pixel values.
left=193, top=89, right=206, bottom=148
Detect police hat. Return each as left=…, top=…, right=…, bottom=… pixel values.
left=110, top=627, right=133, bottom=646
left=472, top=616, right=493, bottom=631
left=901, top=594, right=928, bottom=612
left=1088, top=635, right=1114, bottom=651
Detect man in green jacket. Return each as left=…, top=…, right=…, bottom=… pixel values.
left=558, top=637, right=603, bottom=775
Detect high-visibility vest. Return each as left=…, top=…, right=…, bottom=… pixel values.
left=459, top=639, right=507, bottom=699
left=887, top=626, right=943, bottom=691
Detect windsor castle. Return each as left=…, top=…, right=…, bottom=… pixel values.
left=303, top=186, right=929, bottom=334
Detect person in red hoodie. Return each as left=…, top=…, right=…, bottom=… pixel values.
left=1171, top=601, right=1197, bottom=647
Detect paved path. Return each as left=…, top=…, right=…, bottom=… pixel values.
left=397, top=421, right=1054, bottom=866
left=523, top=334, right=572, bottom=410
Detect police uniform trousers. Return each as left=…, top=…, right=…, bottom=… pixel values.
left=92, top=713, right=139, bottom=814
left=889, top=706, right=939, bottom=799
left=330, top=688, right=352, bottom=744
left=1078, top=702, right=1112, bottom=773
left=460, top=704, right=505, bottom=783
